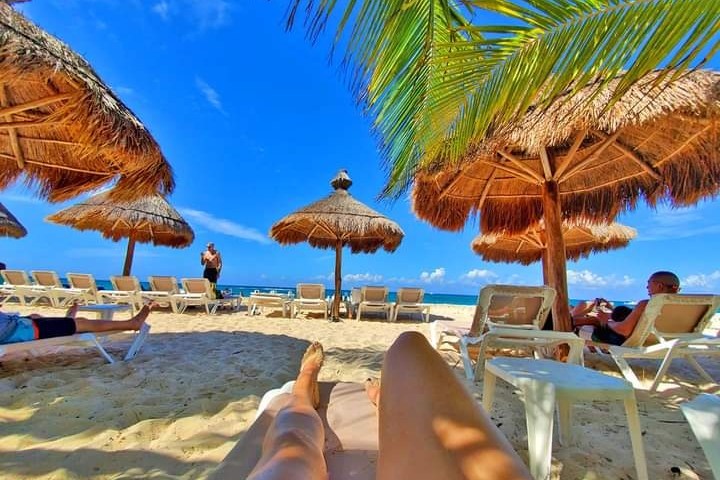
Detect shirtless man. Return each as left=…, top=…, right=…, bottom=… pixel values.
left=200, top=242, right=223, bottom=288
left=575, top=271, right=680, bottom=345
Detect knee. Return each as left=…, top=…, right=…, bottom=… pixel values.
left=390, top=331, right=430, bottom=352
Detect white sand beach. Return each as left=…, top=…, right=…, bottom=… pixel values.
left=1, top=303, right=718, bottom=479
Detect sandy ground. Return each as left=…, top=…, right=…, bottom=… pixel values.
left=0, top=302, right=718, bottom=479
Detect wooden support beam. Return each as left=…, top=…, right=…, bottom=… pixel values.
left=554, top=130, right=587, bottom=180
left=0, top=119, right=63, bottom=130
left=497, top=150, right=544, bottom=183
left=655, top=123, right=713, bottom=168
left=0, top=92, right=73, bottom=118
left=438, top=170, right=467, bottom=199
left=559, top=130, right=622, bottom=184
left=476, top=168, right=497, bottom=210
left=593, top=130, right=663, bottom=182
left=0, top=83, right=24, bottom=168
left=0, top=134, right=83, bottom=147
left=539, top=147, right=553, bottom=181
left=0, top=154, right=110, bottom=175
left=479, top=158, right=540, bottom=185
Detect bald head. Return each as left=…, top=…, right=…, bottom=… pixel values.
left=648, top=271, right=680, bottom=294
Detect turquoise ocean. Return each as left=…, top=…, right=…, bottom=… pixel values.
left=91, top=279, right=636, bottom=308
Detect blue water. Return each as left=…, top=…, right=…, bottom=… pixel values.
left=90, top=279, right=634, bottom=307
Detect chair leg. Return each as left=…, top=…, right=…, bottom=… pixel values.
left=609, top=352, right=644, bottom=389
left=482, top=370, right=497, bottom=412
left=685, top=355, right=715, bottom=383
left=524, top=382, right=556, bottom=480
left=650, top=347, right=678, bottom=393
left=90, top=336, right=116, bottom=364
left=458, top=338, right=475, bottom=381
left=556, top=397, right=573, bottom=446
left=623, top=394, right=649, bottom=480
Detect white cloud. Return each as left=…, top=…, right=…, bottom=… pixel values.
left=195, top=77, right=224, bottom=113
left=114, top=86, right=135, bottom=96
left=683, top=271, right=720, bottom=288
left=152, top=0, right=170, bottom=20
left=636, top=204, right=720, bottom=241
left=420, top=267, right=446, bottom=283
left=461, top=269, right=498, bottom=281
left=343, top=273, right=383, bottom=283
left=1, top=193, right=42, bottom=204
left=566, top=269, right=635, bottom=288
left=179, top=208, right=270, bottom=244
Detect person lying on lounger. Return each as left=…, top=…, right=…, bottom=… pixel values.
left=573, top=271, right=680, bottom=346
left=0, top=303, right=152, bottom=345
left=242, top=331, right=532, bottom=480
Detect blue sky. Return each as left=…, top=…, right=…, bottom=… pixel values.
left=2, top=1, right=719, bottom=301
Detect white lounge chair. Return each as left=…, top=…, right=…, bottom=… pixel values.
left=392, top=287, right=430, bottom=322
left=176, top=278, right=226, bottom=315
left=31, top=270, right=85, bottom=307
left=0, top=270, right=54, bottom=306
left=356, top=286, right=392, bottom=321
left=98, top=276, right=143, bottom=313
left=585, top=293, right=720, bottom=392
left=680, top=393, right=720, bottom=479
left=0, top=322, right=151, bottom=364
left=211, top=381, right=379, bottom=480
left=142, top=276, right=183, bottom=313
left=291, top=283, right=329, bottom=319
left=61, top=273, right=101, bottom=305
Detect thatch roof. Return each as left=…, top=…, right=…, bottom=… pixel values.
left=413, top=69, right=720, bottom=233
left=0, top=200, right=25, bottom=237
left=45, top=192, right=193, bottom=247
left=271, top=170, right=404, bottom=253
left=0, top=3, right=174, bottom=202
left=471, top=222, right=636, bottom=265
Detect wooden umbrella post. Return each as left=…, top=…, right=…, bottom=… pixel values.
left=333, top=240, right=343, bottom=320
left=541, top=253, right=550, bottom=285
left=123, top=235, right=136, bottom=276
left=542, top=181, right=572, bottom=332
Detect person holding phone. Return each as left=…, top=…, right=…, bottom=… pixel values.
left=200, top=242, right=223, bottom=295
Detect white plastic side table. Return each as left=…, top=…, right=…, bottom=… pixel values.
left=484, top=357, right=648, bottom=480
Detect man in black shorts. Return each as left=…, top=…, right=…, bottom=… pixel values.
left=1, top=303, right=152, bottom=345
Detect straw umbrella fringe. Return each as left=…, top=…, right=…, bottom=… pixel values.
left=0, top=201, right=26, bottom=238
left=271, top=170, right=404, bottom=319
left=471, top=222, right=637, bottom=282
left=413, top=69, right=720, bottom=331
left=0, top=3, right=174, bottom=202
left=46, top=192, right=194, bottom=275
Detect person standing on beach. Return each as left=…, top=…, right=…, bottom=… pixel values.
left=201, top=242, right=223, bottom=296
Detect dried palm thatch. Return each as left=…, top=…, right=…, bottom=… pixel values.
left=472, top=222, right=636, bottom=266
left=413, top=69, right=719, bottom=331
left=0, top=200, right=25, bottom=237
left=46, top=192, right=193, bottom=275
left=271, top=170, right=404, bottom=319
left=0, top=3, right=174, bottom=202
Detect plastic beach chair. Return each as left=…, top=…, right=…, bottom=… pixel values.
left=143, top=276, right=183, bottom=313
left=680, top=393, right=720, bottom=479
left=0, top=270, right=54, bottom=306
left=355, top=286, right=392, bottom=321
left=585, top=293, right=720, bottom=392
left=392, top=287, right=430, bottom=322
left=291, top=283, right=328, bottom=319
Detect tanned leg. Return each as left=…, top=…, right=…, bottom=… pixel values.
left=247, top=342, right=327, bottom=480
left=73, top=304, right=152, bottom=333
left=375, top=331, right=531, bottom=480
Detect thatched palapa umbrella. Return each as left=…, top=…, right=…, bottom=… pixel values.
left=0, top=2, right=174, bottom=202
left=471, top=222, right=636, bottom=281
left=414, top=70, right=720, bottom=331
left=46, top=192, right=194, bottom=275
left=0, top=200, right=26, bottom=237
left=271, top=170, right=404, bottom=320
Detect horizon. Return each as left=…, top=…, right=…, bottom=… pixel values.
left=2, top=1, right=719, bottom=302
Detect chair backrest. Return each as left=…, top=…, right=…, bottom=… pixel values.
left=397, top=287, right=424, bottom=304
left=31, top=270, right=63, bottom=287
left=623, top=294, right=720, bottom=347
left=1, top=270, right=31, bottom=286
left=111, top=276, right=141, bottom=291
left=149, top=276, right=179, bottom=293
left=469, top=284, right=556, bottom=336
left=67, top=273, right=98, bottom=292
left=182, top=278, right=213, bottom=296
left=297, top=283, right=325, bottom=300
left=350, top=287, right=362, bottom=304
left=361, top=286, right=389, bottom=303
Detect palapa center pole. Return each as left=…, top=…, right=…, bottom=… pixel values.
left=123, top=234, right=136, bottom=276
left=333, top=239, right=343, bottom=320
left=542, top=180, right=572, bottom=332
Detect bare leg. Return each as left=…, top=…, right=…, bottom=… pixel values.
left=73, top=304, right=151, bottom=333
left=247, top=342, right=327, bottom=480
left=376, top=331, right=531, bottom=480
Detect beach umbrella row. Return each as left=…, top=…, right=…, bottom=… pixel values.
left=413, top=70, right=720, bottom=331
left=0, top=3, right=174, bottom=203
left=271, top=170, right=404, bottom=320
left=46, top=192, right=194, bottom=275
left=0, top=200, right=25, bottom=238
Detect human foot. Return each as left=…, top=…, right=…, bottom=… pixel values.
left=296, top=342, right=324, bottom=407
left=128, top=304, right=153, bottom=330
left=365, top=377, right=381, bottom=406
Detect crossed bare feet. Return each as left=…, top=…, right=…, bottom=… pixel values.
left=296, top=341, right=324, bottom=408
left=365, top=377, right=381, bottom=406
left=128, top=303, right=155, bottom=330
